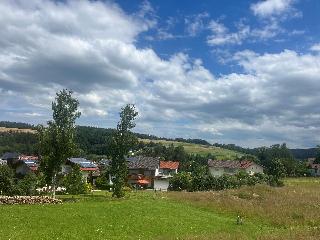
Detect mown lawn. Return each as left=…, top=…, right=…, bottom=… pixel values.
left=139, top=138, right=243, bottom=160
left=1, top=191, right=273, bottom=240
left=1, top=178, right=319, bottom=239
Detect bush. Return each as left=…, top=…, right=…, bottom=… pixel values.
left=0, top=165, right=15, bottom=195
left=168, top=172, right=192, bottom=191
left=169, top=170, right=277, bottom=192
left=63, top=165, right=87, bottom=194
left=16, top=173, right=38, bottom=196
left=95, top=175, right=112, bottom=190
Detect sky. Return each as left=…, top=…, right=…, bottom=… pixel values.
left=0, top=0, right=320, bottom=148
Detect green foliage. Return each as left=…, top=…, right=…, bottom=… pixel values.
left=0, top=165, right=15, bottom=195
left=257, top=143, right=308, bottom=177
left=63, top=165, right=87, bottom=195
left=0, top=165, right=40, bottom=196
left=268, top=158, right=286, bottom=179
left=168, top=172, right=192, bottom=191
left=16, top=173, right=38, bottom=196
left=169, top=171, right=275, bottom=192
left=314, top=145, right=320, bottom=164
left=0, top=132, right=37, bottom=155
left=110, top=104, right=138, bottom=198
left=95, top=172, right=111, bottom=190
left=38, top=89, right=81, bottom=197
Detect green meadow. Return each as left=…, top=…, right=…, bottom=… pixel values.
left=139, top=138, right=244, bottom=160
left=1, top=178, right=319, bottom=239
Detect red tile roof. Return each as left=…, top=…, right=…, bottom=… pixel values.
left=160, top=161, right=179, bottom=170
left=207, top=159, right=256, bottom=169
left=19, top=155, right=39, bottom=161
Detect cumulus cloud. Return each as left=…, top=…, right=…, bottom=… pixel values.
left=310, top=43, right=320, bottom=52
left=185, top=12, right=209, bottom=37
left=207, top=20, right=250, bottom=46
left=251, top=0, right=294, bottom=18
left=0, top=0, right=319, bottom=147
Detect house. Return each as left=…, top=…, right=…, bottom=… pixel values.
left=127, top=156, right=160, bottom=188
left=15, top=159, right=39, bottom=176
left=62, top=158, right=100, bottom=184
left=127, top=157, right=179, bottom=190
left=154, top=161, right=179, bottom=191
left=1, top=153, right=39, bottom=175
left=208, top=159, right=264, bottom=177
left=1, top=152, right=20, bottom=167
left=307, top=158, right=320, bottom=176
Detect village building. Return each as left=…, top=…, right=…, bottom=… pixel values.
left=154, top=161, right=179, bottom=191
left=1, top=153, right=39, bottom=175
left=127, top=156, right=160, bottom=188
left=62, top=157, right=100, bottom=184
left=208, top=159, right=264, bottom=177
left=127, top=156, right=179, bottom=190
left=1, top=152, right=20, bottom=167
left=306, top=158, right=320, bottom=177
left=15, top=159, right=39, bottom=176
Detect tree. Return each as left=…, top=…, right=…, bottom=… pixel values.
left=314, top=145, right=320, bottom=164
left=0, top=165, right=15, bottom=195
left=110, top=104, right=138, bottom=198
left=38, top=89, right=80, bottom=198
left=63, top=165, right=86, bottom=195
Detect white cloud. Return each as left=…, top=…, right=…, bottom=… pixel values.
left=0, top=0, right=319, bottom=147
left=207, top=20, right=250, bottom=46
left=185, top=12, right=209, bottom=37
left=310, top=43, right=320, bottom=52
left=251, top=0, right=294, bottom=18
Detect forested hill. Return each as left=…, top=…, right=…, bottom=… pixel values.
left=0, top=121, right=317, bottom=159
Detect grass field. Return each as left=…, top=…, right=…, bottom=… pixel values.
left=0, top=127, right=36, bottom=134
left=139, top=138, right=244, bottom=160
left=0, top=178, right=319, bottom=239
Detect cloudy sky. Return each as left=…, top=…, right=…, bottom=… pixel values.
left=0, top=0, right=320, bottom=148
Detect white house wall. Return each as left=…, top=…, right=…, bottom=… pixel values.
left=245, top=164, right=264, bottom=175
left=209, top=167, right=225, bottom=177
left=154, top=179, right=170, bottom=191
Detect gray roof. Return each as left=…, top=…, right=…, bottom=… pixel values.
left=127, top=156, right=160, bottom=170
left=68, top=158, right=97, bottom=168
left=207, top=159, right=257, bottom=169
left=2, top=152, right=19, bottom=160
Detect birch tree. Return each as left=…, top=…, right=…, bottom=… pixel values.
left=38, top=89, right=80, bottom=198
left=110, top=104, right=138, bottom=198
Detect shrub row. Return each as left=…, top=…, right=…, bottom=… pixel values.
left=168, top=171, right=283, bottom=192
left=0, top=196, right=62, bottom=205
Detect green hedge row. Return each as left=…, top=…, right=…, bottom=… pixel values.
left=168, top=171, right=283, bottom=192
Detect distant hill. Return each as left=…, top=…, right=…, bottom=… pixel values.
left=139, top=138, right=245, bottom=160
left=0, top=121, right=317, bottom=159
left=290, top=148, right=317, bottom=160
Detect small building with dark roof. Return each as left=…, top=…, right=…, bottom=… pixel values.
left=127, top=157, right=179, bottom=190
left=62, top=157, right=100, bottom=184
left=307, top=158, right=320, bottom=176
left=1, top=152, right=20, bottom=167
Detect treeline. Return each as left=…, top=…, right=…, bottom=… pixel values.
left=0, top=121, right=317, bottom=163
left=0, top=121, right=36, bottom=129
left=0, top=132, right=38, bottom=155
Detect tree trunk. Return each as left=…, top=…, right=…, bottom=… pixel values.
left=52, top=172, right=57, bottom=199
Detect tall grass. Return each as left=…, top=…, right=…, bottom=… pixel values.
left=166, top=178, right=320, bottom=239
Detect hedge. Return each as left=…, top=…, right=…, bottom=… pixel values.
left=168, top=171, right=283, bottom=192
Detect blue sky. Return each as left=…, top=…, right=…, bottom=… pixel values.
left=0, top=0, right=320, bottom=148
